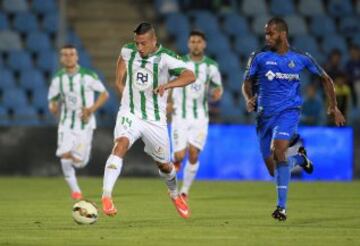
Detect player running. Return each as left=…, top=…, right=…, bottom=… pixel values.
left=170, top=30, right=223, bottom=201
left=242, top=17, right=345, bottom=221
left=101, top=23, right=195, bottom=219
left=48, top=44, right=109, bottom=200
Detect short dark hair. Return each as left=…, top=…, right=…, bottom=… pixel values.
left=133, top=22, right=154, bottom=35
left=267, top=17, right=288, bottom=35
left=189, top=30, right=206, bottom=41
left=61, top=44, right=76, bottom=50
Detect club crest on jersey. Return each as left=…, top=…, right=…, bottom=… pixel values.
left=133, top=67, right=153, bottom=91
left=288, top=60, right=295, bottom=68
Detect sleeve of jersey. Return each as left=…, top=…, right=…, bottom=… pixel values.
left=210, top=64, right=222, bottom=88
left=120, top=45, right=132, bottom=61
left=243, top=52, right=259, bottom=80
left=303, top=52, right=325, bottom=77
left=48, top=78, right=60, bottom=101
left=90, top=76, right=107, bottom=92
left=166, top=54, right=188, bottom=76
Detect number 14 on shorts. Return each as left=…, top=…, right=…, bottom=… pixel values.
left=121, top=116, right=132, bottom=129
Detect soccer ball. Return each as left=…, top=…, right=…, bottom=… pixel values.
left=72, top=200, right=98, bottom=225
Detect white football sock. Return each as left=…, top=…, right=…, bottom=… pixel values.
left=102, top=155, right=123, bottom=198
left=181, top=160, right=199, bottom=195
left=159, top=165, right=178, bottom=198
left=61, top=158, right=81, bottom=193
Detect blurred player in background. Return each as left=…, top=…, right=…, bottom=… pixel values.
left=242, top=17, right=345, bottom=221
left=169, top=30, right=222, bottom=201
left=48, top=44, right=109, bottom=200
left=101, top=23, right=195, bottom=219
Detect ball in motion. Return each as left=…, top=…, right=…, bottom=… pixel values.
left=72, top=200, right=98, bottom=225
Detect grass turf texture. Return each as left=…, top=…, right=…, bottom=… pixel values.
left=0, top=178, right=359, bottom=246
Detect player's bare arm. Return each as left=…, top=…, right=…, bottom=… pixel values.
left=320, top=73, right=346, bottom=126
left=242, top=79, right=256, bottom=112
left=48, top=100, right=59, bottom=116
left=154, top=69, right=195, bottom=96
left=115, top=56, right=127, bottom=97
left=81, top=91, right=109, bottom=123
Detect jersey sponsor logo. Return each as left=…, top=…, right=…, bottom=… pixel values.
left=277, top=132, right=290, bottom=136
left=66, top=92, right=79, bottom=110
left=189, top=80, right=203, bottom=99
left=265, top=70, right=299, bottom=81
left=288, top=60, right=296, bottom=68
left=133, top=67, right=153, bottom=91
left=266, top=61, right=277, bottom=65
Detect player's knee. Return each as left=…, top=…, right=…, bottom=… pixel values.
left=112, top=137, right=129, bottom=157
left=188, top=146, right=199, bottom=163
left=174, top=151, right=185, bottom=162
left=158, top=162, right=172, bottom=173
left=273, top=147, right=287, bottom=162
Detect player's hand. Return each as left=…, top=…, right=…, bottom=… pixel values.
left=81, top=107, right=94, bottom=123
left=211, top=88, right=223, bottom=102
left=328, top=107, right=346, bottom=126
left=246, top=96, right=257, bottom=112
left=154, top=85, right=168, bottom=97
left=49, top=102, right=59, bottom=116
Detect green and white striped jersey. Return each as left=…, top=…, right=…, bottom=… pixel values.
left=172, top=55, right=222, bottom=120
left=120, top=43, right=188, bottom=125
left=48, top=66, right=107, bottom=130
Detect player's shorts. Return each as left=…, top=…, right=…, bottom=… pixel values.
left=114, top=110, right=170, bottom=163
left=256, top=108, right=300, bottom=159
left=171, top=117, right=209, bottom=152
left=56, top=127, right=93, bottom=166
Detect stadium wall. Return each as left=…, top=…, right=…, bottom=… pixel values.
left=0, top=126, right=356, bottom=180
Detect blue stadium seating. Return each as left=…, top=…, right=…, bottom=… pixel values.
left=284, top=15, right=308, bottom=35
left=251, top=15, right=271, bottom=35
left=36, top=50, right=58, bottom=74
left=193, top=11, right=221, bottom=36
left=13, top=106, right=41, bottom=126
left=2, top=0, right=29, bottom=13
left=270, top=0, right=295, bottom=16
left=2, top=88, right=29, bottom=109
left=298, top=0, right=325, bottom=16
left=222, top=13, right=249, bottom=36
left=13, top=12, right=39, bottom=34
left=206, top=34, right=231, bottom=58
left=0, top=106, right=9, bottom=126
left=322, top=35, right=348, bottom=55
left=310, top=15, right=336, bottom=38
left=227, top=71, right=243, bottom=93
left=339, top=16, right=360, bottom=38
left=234, top=34, right=259, bottom=58
left=293, top=35, right=320, bottom=55
left=0, top=11, right=9, bottom=31
left=67, top=30, right=84, bottom=49
left=31, top=88, right=49, bottom=112
left=175, top=34, right=188, bottom=55
left=352, top=34, right=360, bottom=46
left=0, top=68, right=16, bottom=90
left=78, top=49, right=93, bottom=68
left=7, top=50, right=33, bottom=72
left=26, top=32, right=52, bottom=53
left=242, top=0, right=267, bottom=16
left=164, top=13, right=190, bottom=39
left=0, top=30, right=22, bottom=51
left=19, top=69, right=46, bottom=91
left=32, top=0, right=58, bottom=15
left=42, top=13, right=59, bottom=34
left=217, top=52, right=241, bottom=77
left=327, top=0, right=353, bottom=17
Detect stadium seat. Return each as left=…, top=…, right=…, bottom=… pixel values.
left=0, top=31, right=22, bottom=51
left=36, top=50, right=59, bottom=74
left=31, top=88, right=49, bottom=112
left=227, top=71, right=243, bottom=93
left=193, top=11, right=221, bottom=36
left=0, top=11, right=9, bottom=31
left=154, top=0, right=179, bottom=15
left=32, top=0, right=58, bottom=14
left=26, top=32, right=52, bottom=53
left=2, top=88, right=29, bottom=109
left=42, top=13, right=59, bottom=34
left=13, top=106, right=41, bottom=126
left=206, top=34, right=231, bottom=58
left=0, top=68, right=16, bottom=90
left=339, top=16, right=360, bottom=38
left=220, top=90, right=243, bottom=122
left=2, top=0, right=28, bottom=13
left=251, top=15, right=271, bottom=35
left=13, top=12, right=39, bottom=34
left=78, top=50, right=92, bottom=68
left=310, top=15, right=336, bottom=38
left=67, top=30, right=83, bottom=49
left=270, top=0, right=295, bottom=16
left=351, top=34, right=360, bottom=46
left=242, top=0, right=267, bottom=16
left=327, top=0, right=353, bottom=17
left=0, top=106, right=10, bottom=126
left=164, top=13, right=190, bottom=38
left=222, top=13, right=249, bottom=37
left=293, top=35, right=320, bottom=55
left=322, top=35, right=347, bottom=55
left=298, top=0, right=325, bottom=16
left=7, top=50, right=33, bottom=72
left=217, top=53, right=241, bottom=77
left=234, top=35, right=259, bottom=58
left=7, top=51, right=33, bottom=71
left=0, top=56, right=3, bottom=68
left=19, top=69, right=46, bottom=91
left=175, top=34, right=188, bottom=55
left=284, top=15, right=307, bottom=35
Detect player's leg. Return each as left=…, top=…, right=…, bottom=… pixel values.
left=56, top=128, right=82, bottom=199
left=286, top=134, right=313, bottom=174
left=102, top=113, right=139, bottom=216
left=171, top=119, right=188, bottom=171
left=143, top=122, right=190, bottom=219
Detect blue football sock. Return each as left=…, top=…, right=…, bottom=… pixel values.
left=275, top=161, right=290, bottom=209
left=288, top=154, right=306, bottom=169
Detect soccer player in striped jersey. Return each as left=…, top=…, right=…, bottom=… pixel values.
left=170, top=30, right=223, bottom=201
left=242, top=18, right=345, bottom=221
left=101, top=23, right=195, bottom=219
left=48, top=44, right=109, bottom=200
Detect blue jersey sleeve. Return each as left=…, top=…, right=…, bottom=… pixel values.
left=244, top=52, right=259, bottom=80
left=303, top=52, right=325, bottom=77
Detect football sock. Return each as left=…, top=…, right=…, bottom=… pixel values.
left=275, top=161, right=290, bottom=209
left=102, top=155, right=123, bottom=198
left=159, top=165, right=178, bottom=198
left=61, top=158, right=81, bottom=193
left=181, top=160, right=199, bottom=195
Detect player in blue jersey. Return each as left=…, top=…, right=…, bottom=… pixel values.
left=242, top=17, right=345, bottom=221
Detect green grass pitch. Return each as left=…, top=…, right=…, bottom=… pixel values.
left=0, top=177, right=359, bottom=246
